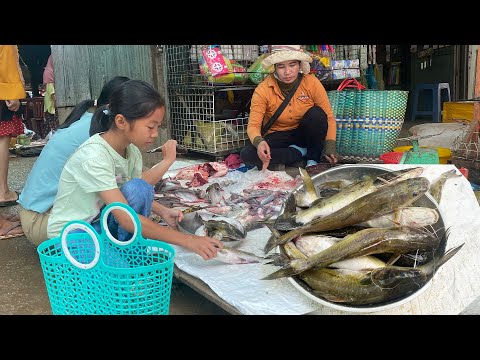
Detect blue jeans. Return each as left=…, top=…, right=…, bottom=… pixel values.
left=92, top=178, right=154, bottom=242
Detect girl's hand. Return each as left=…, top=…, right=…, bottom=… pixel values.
left=187, top=235, right=224, bottom=261
left=158, top=207, right=183, bottom=229
left=161, top=139, right=177, bottom=164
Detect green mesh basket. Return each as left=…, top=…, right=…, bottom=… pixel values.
left=328, top=89, right=409, bottom=120
left=335, top=117, right=405, bottom=163
left=37, top=202, right=175, bottom=315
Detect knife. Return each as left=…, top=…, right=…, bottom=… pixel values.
left=146, top=144, right=188, bottom=154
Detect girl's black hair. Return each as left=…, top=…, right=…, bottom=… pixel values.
left=89, top=79, right=165, bottom=136
left=57, top=76, right=130, bottom=130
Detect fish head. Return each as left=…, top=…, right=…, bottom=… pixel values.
left=370, top=267, right=425, bottom=289
left=178, top=212, right=205, bottom=235
left=398, top=177, right=430, bottom=204
left=205, top=220, right=246, bottom=241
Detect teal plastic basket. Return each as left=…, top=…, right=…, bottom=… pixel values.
left=37, top=202, right=175, bottom=315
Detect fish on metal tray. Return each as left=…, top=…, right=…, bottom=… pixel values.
left=357, top=207, right=439, bottom=228
left=430, top=169, right=462, bottom=205
left=294, top=234, right=386, bottom=271
left=275, top=167, right=425, bottom=231
left=296, top=242, right=463, bottom=306
left=263, top=224, right=441, bottom=280
left=294, top=168, right=319, bottom=208
left=316, top=179, right=353, bottom=198
left=265, top=176, right=431, bottom=254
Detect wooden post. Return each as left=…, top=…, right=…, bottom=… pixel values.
left=469, top=48, right=480, bottom=147
left=474, top=47, right=480, bottom=121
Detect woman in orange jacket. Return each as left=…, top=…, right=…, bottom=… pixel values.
left=240, top=45, right=338, bottom=171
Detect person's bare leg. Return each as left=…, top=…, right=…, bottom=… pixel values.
left=0, top=136, right=18, bottom=202
left=0, top=218, right=23, bottom=238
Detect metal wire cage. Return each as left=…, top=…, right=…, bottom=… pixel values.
left=450, top=120, right=480, bottom=180
left=37, top=203, right=175, bottom=315
left=164, top=45, right=260, bottom=88
left=163, top=45, right=261, bottom=156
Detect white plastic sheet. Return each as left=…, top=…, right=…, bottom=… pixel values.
left=168, top=163, right=480, bottom=315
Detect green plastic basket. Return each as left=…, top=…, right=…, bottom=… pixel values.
left=335, top=117, right=404, bottom=163
left=37, top=202, right=175, bottom=315
left=328, top=89, right=409, bottom=120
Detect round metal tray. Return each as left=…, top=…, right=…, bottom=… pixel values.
left=282, top=164, right=447, bottom=313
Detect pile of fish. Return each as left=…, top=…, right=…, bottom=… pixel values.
left=154, top=174, right=296, bottom=265
left=262, top=166, right=464, bottom=307
left=154, top=177, right=291, bottom=231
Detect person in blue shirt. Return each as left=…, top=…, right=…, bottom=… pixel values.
left=18, top=76, right=130, bottom=244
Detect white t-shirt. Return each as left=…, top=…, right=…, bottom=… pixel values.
left=47, top=133, right=143, bottom=238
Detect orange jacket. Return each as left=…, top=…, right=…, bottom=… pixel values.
left=247, top=73, right=336, bottom=142
left=0, top=45, right=25, bottom=100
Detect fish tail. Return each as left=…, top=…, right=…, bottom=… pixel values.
left=436, top=243, right=464, bottom=269
left=264, top=227, right=303, bottom=254
left=264, top=253, right=290, bottom=266
left=262, top=263, right=297, bottom=280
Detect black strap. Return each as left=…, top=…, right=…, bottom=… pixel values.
left=261, top=74, right=303, bottom=136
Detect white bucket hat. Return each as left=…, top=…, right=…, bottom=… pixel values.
left=262, top=45, right=313, bottom=74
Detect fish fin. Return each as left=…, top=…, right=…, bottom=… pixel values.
left=264, top=222, right=285, bottom=238
left=264, top=227, right=303, bottom=254
left=264, top=234, right=279, bottom=254
left=386, top=253, right=401, bottom=266
left=274, top=215, right=301, bottom=231
left=434, top=243, right=464, bottom=269
left=282, top=192, right=297, bottom=215
left=262, top=263, right=297, bottom=280
left=313, top=291, right=352, bottom=303
left=264, top=253, right=290, bottom=266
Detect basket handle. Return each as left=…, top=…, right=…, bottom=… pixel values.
left=337, top=77, right=366, bottom=91
left=61, top=221, right=101, bottom=270
left=100, top=202, right=142, bottom=246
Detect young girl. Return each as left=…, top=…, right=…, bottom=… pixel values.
left=47, top=79, right=223, bottom=260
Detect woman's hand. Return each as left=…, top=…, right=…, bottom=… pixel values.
left=5, top=100, right=20, bottom=112
left=257, top=141, right=271, bottom=171
left=324, top=154, right=338, bottom=165
left=323, top=139, right=338, bottom=165
left=187, top=235, right=224, bottom=261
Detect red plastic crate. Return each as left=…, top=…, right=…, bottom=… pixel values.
left=380, top=152, right=404, bottom=164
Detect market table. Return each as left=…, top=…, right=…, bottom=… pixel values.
left=168, top=164, right=480, bottom=315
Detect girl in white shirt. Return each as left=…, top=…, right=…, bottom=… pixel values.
left=48, top=80, right=223, bottom=260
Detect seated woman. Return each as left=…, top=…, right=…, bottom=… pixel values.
left=240, top=45, right=338, bottom=171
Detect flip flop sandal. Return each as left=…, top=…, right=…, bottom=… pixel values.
left=0, top=213, right=20, bottom=221
left=0, top=191, right=20, bottom=207
left=0, top=221, right=24, bottom=240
